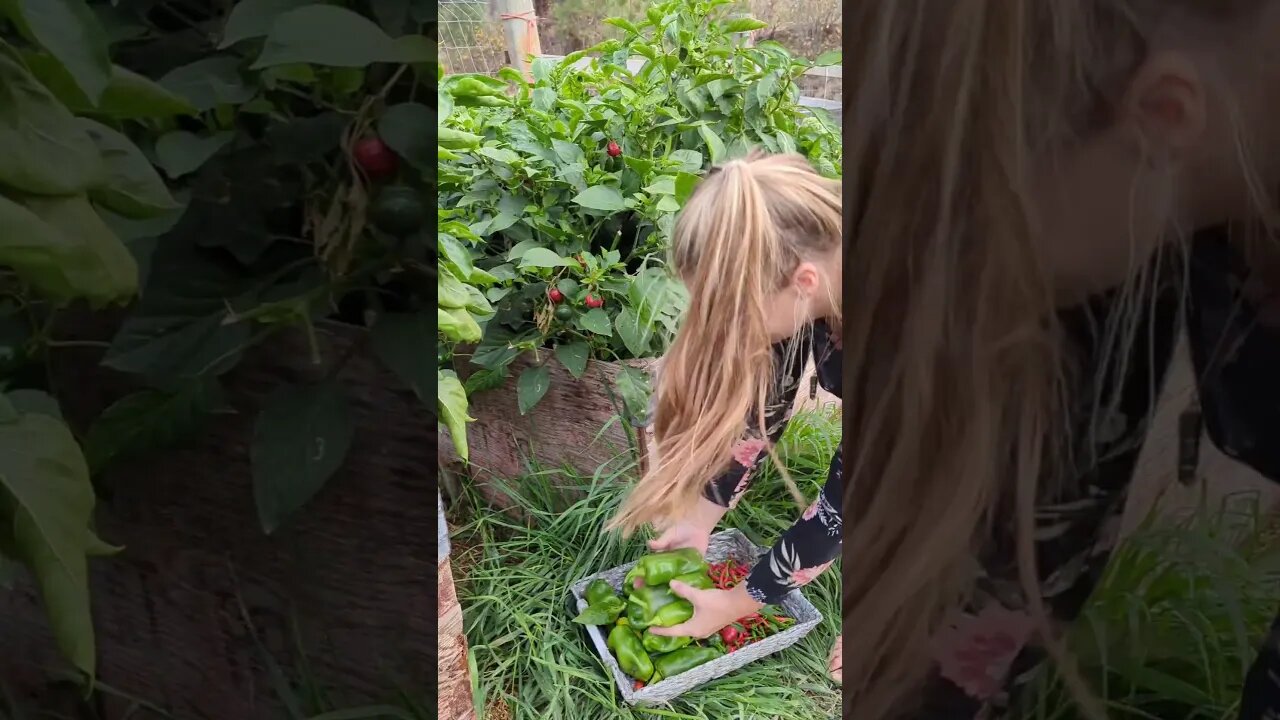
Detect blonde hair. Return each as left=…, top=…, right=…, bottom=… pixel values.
left=842, top=1, right=1275, bottom=718
left=608, top=152, right=841, bottom=534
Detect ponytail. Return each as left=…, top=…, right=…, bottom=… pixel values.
left=608, top=153, right=840, bottom=535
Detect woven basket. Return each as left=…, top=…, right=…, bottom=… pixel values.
left=568, top=529, right=824, bottom=705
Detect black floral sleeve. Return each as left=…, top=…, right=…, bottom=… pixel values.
left=744, top=450, right=843, bottom=604
left=1184, top=231, right=1280, bottom=720
left=738, top=321, right=844, bottom=605
left=1185, top=231, right=1280, bottom=481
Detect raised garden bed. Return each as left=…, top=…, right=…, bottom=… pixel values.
left=0, top=322, right=430, bottom=718
left=441, top=352, right=656, bottom=503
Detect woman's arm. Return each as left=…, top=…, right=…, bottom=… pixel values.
left=742, top=450, right=843, bottom=604
left=1186, top=230, right=1280, bottom=481
left=652, top=450, right=843, bottom=637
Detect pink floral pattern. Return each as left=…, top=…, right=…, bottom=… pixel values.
left=789, top=559, right=834, bottom=587
left=802, top=498, right=820, bottom=521
left=727, top=470, right=752, bottom=509
left=930, top=605, right=1036, bottom=700
left=731, top=438, right=767, bottom=467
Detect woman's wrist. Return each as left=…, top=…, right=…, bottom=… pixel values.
left=692, top=496, right=729, bottom=531
left=727, top=579, right=766, bottom=615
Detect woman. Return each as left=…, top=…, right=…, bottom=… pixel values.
left=605, top=153, right=846, bottom=678
left=839, top=2, right=1280, bottom=719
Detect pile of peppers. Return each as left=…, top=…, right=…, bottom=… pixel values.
left=707, top=558, right=796, bottom=653
left=574, top=548, right=725, bottom=688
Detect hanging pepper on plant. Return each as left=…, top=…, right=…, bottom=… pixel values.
left=448, top=76, right=510, bottom=107
left=352, top=136, right=398, bottom=180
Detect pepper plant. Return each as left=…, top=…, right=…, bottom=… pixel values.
left=437, top=0, right=841, bottom=453
left=1, top=0, right=436, bottom=680
left=0, top=0, right=193, bottom=683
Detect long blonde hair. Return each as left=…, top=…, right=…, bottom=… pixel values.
left=608, top=152, right=841, bottom=534
left=841, top=1, right=1275, bottom=718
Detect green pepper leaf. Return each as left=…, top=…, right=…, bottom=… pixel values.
left=573, top=595, right=625, bottom=625
left=437, top=370, right=472, bottom=461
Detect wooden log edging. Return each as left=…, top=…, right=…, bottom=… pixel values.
left=438, top=492, right=475, bottom=720
left=441, top=353, right=656, bottom=502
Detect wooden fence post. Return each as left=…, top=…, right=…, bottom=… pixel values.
left=496, top=0, right=542, bottom=81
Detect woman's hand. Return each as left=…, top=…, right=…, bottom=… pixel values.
left=648, top=580, right=764, bottom=639
left=648, top=497, right=728, bottom=555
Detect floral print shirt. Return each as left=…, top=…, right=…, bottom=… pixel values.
left=701, top=319, right=844, bottom=605
left=920, top=227, right=1280, bottom=719
left=689, top=227, right=1280, bottom=717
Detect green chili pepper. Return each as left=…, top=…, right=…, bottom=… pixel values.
left=607, top=625, right=654, bottom=681
left=671, top=570, right=714, bottom=590
left=438, top=127, right=483, bottom=149
left=642, top=628, right=692, bottom=654
left=652, top=646, right=723, bottom=679
left=449, top=77, right=508, bottom=99
left=624, top=548, right=707, bottom=587
left=455, top=94, right=509, bottom=107
left=586, top=578, right=617, bottom=605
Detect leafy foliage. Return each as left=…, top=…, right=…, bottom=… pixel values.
left=0, top=0, right=434, bottom=678
left=436, top=0, right=841, bottom=453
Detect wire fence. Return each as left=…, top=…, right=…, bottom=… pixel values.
left=435, top=0, right=842, bottom=101
left=438, top=0, right=508, bottom=75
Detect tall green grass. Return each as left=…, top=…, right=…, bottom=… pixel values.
left=449, top=407, right=842, bottom=720
left=1023, top=492, right=1280, bottom=720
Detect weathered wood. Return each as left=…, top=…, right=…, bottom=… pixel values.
left=437, top=557, right=474, bottom=720
left=0, top=322, right=431, bottom=718
left=441, top=352, right=655, bottom=492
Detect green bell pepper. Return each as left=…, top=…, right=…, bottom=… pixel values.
left=627, top=584, right=694, bottom=628
left=652, top=645, right=724, bottom=679
left=671, top=570, right=714, bottom=590
left=650, top=599, right=694, bottom=628
left=625, top=597, right=649, bottom=628
left=607, top=625, right=654, bottom=681
left=624, top=548, right=708, bottom=588
left=642, top=628, right=692, bottom=654
left=585, top=578, right=617, bottom=605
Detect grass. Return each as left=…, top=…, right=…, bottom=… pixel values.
left=448, top=406, right=842, bottom=720
left=1022, top=492, right=1280, bottom=720
left=449, top=401, right=1280, bottom=719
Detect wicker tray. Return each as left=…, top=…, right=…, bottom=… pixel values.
left=568, top=529, right=824, bottom=705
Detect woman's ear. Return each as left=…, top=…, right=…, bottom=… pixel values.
left=1120, top=51, right=1208, bottom=166
left=791, top=262, right=822, bottom=297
